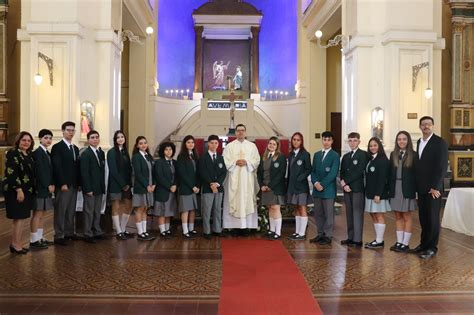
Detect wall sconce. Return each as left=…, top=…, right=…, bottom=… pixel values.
left=146, top=26, right=154, bottom=35
left=315, top=30, right=348, bottom=51
left=412, top=61, right=432, bottom=99
left=34, top=52, right=54, bottom=86
left=371, top=107, right=384, bottom=140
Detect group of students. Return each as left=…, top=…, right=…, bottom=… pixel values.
left=3, top=116, right=447, bottom=260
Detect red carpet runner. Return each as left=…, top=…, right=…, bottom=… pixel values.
left=219, top=239, right=322, bottom=315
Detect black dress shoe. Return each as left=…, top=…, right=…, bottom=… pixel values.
left=348, top=241, right=363, bottom=247
left=123, top=231, right=135, bottom=238
left=390, top=242, right=402, bottom=251
left=212, top=232, right=222, bottom=237
left=9, top=245, right=28, bottom=254
left=189, top=230, right=198, bottom=235
left=340, top=239, right=353, bottom=245
left=310, top=235, right=323, bottom=243
left=269, top=234, right=281, bottom=241
left=94, top=234, right=108, bottom=240
left=54, top=238, right=69, bottom=246
left=30, top=241, right=48, bottom=249
left=84, top=237, right=97, bottom=244
left=318, top=236, right=332, bottom=245
left=203, top=233, right=212, bottom=240
left=408, top=245, right=424, bottom=254
left=65, top=234, right=81, bottom=241
left=364, top=240, right=384, bottom=249
left=289, top=234, right=306, bottom=241
left=183, top=233, right=196, bottom=239
left=395, top=244, right=410, bottom=253
left=41, top=238, right=55, bottom=246
left=419, top=249, right=436, bottom=260
left=160, top=232, right=170, bottom=239
left=265, top=231, right=275, bottom=239
left=116, top=233, right=127, bottom=240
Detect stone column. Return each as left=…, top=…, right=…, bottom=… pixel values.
left=251, top=26, right=260, bottom=94
left=194, top=26, right=203, bottom=92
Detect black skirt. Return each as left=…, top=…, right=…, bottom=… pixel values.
left=5, top=190, right=34, bottom=219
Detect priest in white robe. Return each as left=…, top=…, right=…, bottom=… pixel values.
left=223, top=124, right=261, bottom=229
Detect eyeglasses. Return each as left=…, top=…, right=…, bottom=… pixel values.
left=65, top=129, right=75, bottom=132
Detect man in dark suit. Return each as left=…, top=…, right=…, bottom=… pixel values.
left=340, top=132, right=369, bottom=247
left=411, top=116, right=448, bottom=259
left=80, top=130, right=106, bottom=243
left=51, top=121, right=81, bottom=245
left=199, top=135, right=226, bottom=239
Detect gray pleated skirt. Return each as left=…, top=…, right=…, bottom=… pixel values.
left=109, top=190, right=133, bottom=201
left=152, top=194, right=177, bottom=217
left=390, top=179, right=416, bottom=212
left=287, top=193, right=313, bottom=206
left=178, top=194, right=198, bottom=212
left=365, top=198, right=391, bottom=213
left=36, top=197, right=54, bottom=210
left=261, top=191, right=286, bottom=206
left=132, top=193, right=154, bottom=208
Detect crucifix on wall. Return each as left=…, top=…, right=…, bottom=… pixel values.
left=223, top=90, right=243, bottom=135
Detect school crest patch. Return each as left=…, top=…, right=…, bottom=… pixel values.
left=353, top=159, right=358, bottom=165
left=297, top=160, right=302, bottom=166
left=370, top=166, right=375, bottom=172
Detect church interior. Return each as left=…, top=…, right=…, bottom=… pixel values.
left=0, top=0, right=473, bottom=314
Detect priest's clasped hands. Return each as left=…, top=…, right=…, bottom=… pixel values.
left=236, top=159, right=247, bottom=166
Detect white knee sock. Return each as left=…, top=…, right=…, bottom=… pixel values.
left=189, top=222, right=194, bottom=231
left=396, top=230, right=404, bottom=243
left=159, top=224, right=166, bottom=233
left=165, top=222, right=170, bottom=231
left=37, top=228, right=44, bottom=240
left=112, top=215, right=122, bottom=234
left=374, top=223, right=386, bottom=243
left=295, top=216, right=301, bottom=234
left=30, top=232, right=37, bottom=243
left=120, top=214, right=130, bottom=232
left=274, top=218, right=282, bottom=236
left=299, top=217, right=308, bottom=236
left=141, top=220, right=147, bottom=233
left=136, top=222, right=143, bottom=235
left=182, top=223, right=189, bottom=234
left=269, top=217, right=275, bottom=232
left=402, top=232, right=412, bottom=246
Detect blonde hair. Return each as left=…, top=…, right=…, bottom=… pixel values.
left=263, top=136, right=281, bottom=161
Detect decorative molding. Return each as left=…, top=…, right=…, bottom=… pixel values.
left=23, top=22, right=86, bottom=38
left=193, top=15, right=262, bottom=26
left=123, top=0, right=155, bottom=36
left=381, top=30, right=438, bottom=45
left=96, top=29, right=123, bottom=51
left=302, top=0, right=341, bottom=40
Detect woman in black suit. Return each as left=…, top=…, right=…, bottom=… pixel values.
left=258, top=137, right=287, bottom=240
left=176, top=135, right=200, bottom=239
left=107, top=131, right=133, bottom=240
left=389, top=131, right=417, bottom=252
left=2, top=131, right=36, bottom=254
left=364, top=137, right=391, bottom=249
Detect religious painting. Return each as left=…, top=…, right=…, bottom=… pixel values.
left=80, top=101, right=95, bottom=137
left=203, top=39, right=250, bottom=91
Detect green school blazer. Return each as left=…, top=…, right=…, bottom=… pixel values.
left=107, top=148, right=132, bottom=194
left=132, top=152, right=153, bottom=194
left=287, top=150, right=312, bottom=195
left=153, top=158, right=177, bottom=202
left=365, top=155, right=390, bottom=199
left=33, top=147, right=54, bottom=198
left=198, top=152, right=226, bottom=194
left=257, top=153, right=287, bottom=196
left=80, top=147, right=106, bottom=195
left=340, top=149, right=368, bottom=193
left=311, top=149, right=340, bottom=199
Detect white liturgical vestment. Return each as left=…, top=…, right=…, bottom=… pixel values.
left=222, top=139, right=260, bottom=228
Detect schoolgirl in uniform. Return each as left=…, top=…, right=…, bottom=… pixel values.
left=388, top=131, right=417, bottom=252
left=287, top=132, right=312, bottom=241
left=176, top=135, right=200, bottom=239
left=107, top=130, right=133, bottom=240
left=257, top=136, right=287, bottom=240
left=152, top=141, right=178, bottom=238
left=364, top=137, right=391, bottom=249
left=131, top=136, right=155, bottom=241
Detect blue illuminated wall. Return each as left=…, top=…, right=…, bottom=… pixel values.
left=157, top=0, right=297, bottom=94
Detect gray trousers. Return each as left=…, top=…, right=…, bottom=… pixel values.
left=54, top=188, right=78, bottom=239
left=314, top=198, right=335, bottom=238
left=83, top=194, right=104, bottom=238
left=343, top=191, right=365, bottom=242
left=201, top=192, right=223, bottom=234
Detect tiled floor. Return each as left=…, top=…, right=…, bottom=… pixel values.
left=0, top=208, right=473, bottom=314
